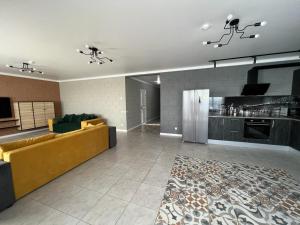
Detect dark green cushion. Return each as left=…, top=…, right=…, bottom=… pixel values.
left=53, top=114, right=97, bottom=133
left=53, top=122, right=81, bottom=133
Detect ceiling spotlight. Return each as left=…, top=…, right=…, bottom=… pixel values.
left=201, top=23, right=212, bottom=31
left=203, top=16, right=267, bottom=48
left=7, top=62, right=44, bottom=75
left=77, top=45, right=113, bottom=65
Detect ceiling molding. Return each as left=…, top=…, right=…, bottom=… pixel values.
left=129, top=77, right=159, bottom=88
left=0, top=71, right=59, bottom=82
left=2, top=56, right=299, bottom=83
left=58, top=64, right=214, bottom=82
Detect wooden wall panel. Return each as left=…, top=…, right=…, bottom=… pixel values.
left=0, top=75, right=61, bottom=117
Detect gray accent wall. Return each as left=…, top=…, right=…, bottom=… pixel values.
left=59, top=77, right=127, bottom=130
left=125, top=77, right=160, bottom=129
left=161, top=64, right=298, bottom=134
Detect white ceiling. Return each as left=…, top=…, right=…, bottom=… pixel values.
left=0, top=0, right=300, bottom=81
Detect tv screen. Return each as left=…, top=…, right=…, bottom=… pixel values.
left=0, top=97, right=12, bottom=118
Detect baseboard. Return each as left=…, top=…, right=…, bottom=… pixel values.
left=146, top=116, right=160, bottom=123
left=0, top=128, right=48, bottom=139
left=208, top=139, right=292, bottom=151
left=160, top=132, right=182, bottom=137
left=116, top=129, right=128, bottom=132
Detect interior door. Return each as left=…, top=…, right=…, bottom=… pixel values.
left=140, top=89, right=147, bottom=124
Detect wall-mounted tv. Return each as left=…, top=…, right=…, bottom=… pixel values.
left=0, top=97, right=12, bottom=118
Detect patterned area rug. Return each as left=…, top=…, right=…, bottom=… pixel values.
left=155, top=155, right=300, bottom=225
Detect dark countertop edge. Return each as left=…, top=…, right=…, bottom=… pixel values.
left=209, top=115, right=300, bottom=122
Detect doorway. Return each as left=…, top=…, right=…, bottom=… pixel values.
left=140, top=89, right=147, bottom=124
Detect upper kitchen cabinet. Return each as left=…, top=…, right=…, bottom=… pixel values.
left=292, top=69, right=300, bottom=96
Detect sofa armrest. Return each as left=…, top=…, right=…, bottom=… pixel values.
left=81, top=118, right=105, bottom=129
left=0, top=161, right=15, bottom=211
left=48, top=118, right=60, bottom=132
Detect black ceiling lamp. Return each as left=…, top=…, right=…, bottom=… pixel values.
left=203, top=14, right=267, bottom=48
left=76, top=45, right=113, bottom=65
left=5, top=61, right=44, bottom=74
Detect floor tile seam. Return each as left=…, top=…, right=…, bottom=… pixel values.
left=30, top=197, right=89, bottom=223
left=32, top=184, right=107, bottom=222
left=113, top=202, right=156, bottom=225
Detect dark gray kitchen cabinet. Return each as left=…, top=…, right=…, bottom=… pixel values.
left=290, top=120, right=300, bottom=150
left=223, top=118, right=244, bottom=141
left=208, top=117, right=224, bottom=140
left=292, top=69, right=300, bottom=96
left=270, top=119, right=291, bottom=146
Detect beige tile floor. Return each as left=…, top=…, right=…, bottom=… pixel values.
left=0, top=125, right=300, bottom=225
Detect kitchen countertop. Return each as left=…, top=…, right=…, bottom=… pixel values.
left=209, top=115, right=300, bottom=122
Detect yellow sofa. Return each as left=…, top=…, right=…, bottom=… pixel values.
left=1, top=124, right=109, bottom=199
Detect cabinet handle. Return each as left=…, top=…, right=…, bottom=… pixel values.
left=272, top=120, right=275, bottom=128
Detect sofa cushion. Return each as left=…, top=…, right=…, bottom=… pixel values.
left=55, top=129, right=83, bottom=138
left=53, top=122, right=81, bottom=133
left=0, top=133, right=56, bottom=159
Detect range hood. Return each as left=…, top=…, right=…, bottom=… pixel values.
left=241, top=83, right=270, bottom=95
left=241, top=68, right=270, bottom=95
left=241, top=62, right=300, bottom=96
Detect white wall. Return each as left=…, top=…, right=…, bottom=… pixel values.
left=59, top=77, right=127, bottom=130
left=258, top=67, right=297, bottom=95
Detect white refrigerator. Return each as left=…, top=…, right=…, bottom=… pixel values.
left=182, top=89, right=210, bottom=144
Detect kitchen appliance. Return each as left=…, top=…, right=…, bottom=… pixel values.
left=182, top=89, right=209, bottom=143
left=244, top=118, right=272, bottom=140
left=241, top=83, right=270, bottom=96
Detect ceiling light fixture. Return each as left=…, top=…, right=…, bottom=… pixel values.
left=203, top=14, right=267, bottom=48
left=5, top=61, right=44, bottom=74
left=76, top=45, right=113, bottom=65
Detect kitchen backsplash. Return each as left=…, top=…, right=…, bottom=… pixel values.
left=209, top=95, right=300, bottom=118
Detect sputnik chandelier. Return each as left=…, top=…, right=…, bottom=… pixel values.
left=76, top=45, right=113, bottom=65
left=203, top=14, right=267, bottom=48
left=6, top=61, right=44, bottom=74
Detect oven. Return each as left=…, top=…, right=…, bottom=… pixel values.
left=244, top=119, right=272, bottom=140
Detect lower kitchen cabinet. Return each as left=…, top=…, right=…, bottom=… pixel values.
left=223, top=118, right=244, bottom=142
left=290, top=120, right=300, bottom=150
left=270, top=119, right=291, bottom=146
left=208, top=117, right=224, bottom=140
left=208, top=116, right=300, bottom=149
